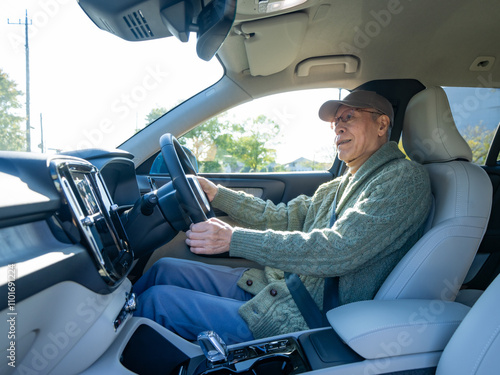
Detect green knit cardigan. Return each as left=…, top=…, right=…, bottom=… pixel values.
left=211, top=141, right=432, bottom=339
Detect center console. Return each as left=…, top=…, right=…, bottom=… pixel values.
left=84, top=296, right=472, bottom=375
left=110, top=319, right=363, bottom=375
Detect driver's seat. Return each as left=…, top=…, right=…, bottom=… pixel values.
left=375, top=86, right=492, bottom=302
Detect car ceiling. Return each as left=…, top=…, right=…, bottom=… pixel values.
left=218, top=0, right=499, bottom=96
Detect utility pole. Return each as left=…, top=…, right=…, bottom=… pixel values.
left=8, top=10, right=32, bottom=152
left=39, top=113, right=44, bottom=153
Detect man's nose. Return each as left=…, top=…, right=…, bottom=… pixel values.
left=334, top=123, right=345, bottom=134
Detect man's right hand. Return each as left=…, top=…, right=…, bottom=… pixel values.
left=196, top=176, right=218, bottom=202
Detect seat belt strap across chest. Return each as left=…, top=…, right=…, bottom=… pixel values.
left=284, top=182, right=341, bottom=329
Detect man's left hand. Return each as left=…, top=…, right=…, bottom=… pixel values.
left=185, top=218, right=234, bottom=255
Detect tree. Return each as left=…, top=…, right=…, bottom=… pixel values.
left=0, top=69, right=25, bottom=151
left=149, top=108, right=282, bottom=172
left=461, top=124, right=494, bottom=164
left=179, top=113, right=236, bottom=161
left=200, top=160, right=223, bottom=173
left=145, top=107, right=168, bottom=126
left=227, top=115, right=280, bottom=172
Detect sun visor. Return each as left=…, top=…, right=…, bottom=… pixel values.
left=240, top=12, right=308, bottom=76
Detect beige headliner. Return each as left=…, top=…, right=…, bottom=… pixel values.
left=217, top=0, right=499, bottom=97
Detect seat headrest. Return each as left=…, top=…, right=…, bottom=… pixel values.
left=402, top=87, right=472, bottom=164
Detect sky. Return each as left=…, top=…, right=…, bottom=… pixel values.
left=0, top=0, right=223, bottom=152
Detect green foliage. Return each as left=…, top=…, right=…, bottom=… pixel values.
left=0, top=69, right=26, bottom=151
left=200, top=161, right=223, bottom=173
left=460, top=124, right=494, bottom=164
left=145, top=107, right=168, bottom=126
left=179, top=113, right=234, bottom=161
left=179, top=112, right=281, bottom=172
left=226, top=115, right=279, bottom=172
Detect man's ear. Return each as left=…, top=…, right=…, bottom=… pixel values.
left=377, top=115, right=391, bottom=137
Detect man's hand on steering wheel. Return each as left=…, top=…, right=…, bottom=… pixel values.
left=186, top=218, right=234, bottom=255
left=195, top=176, right=219, bottom=202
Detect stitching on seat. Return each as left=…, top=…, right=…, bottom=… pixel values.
left=471, top=323, right=500, bottom=374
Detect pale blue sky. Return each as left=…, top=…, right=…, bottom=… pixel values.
left=1, top=0, right=222, bottom=152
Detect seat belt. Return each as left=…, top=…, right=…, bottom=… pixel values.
left=284, top=272, right=324, bottom=329
left=284, top=182, right=342, bottom=329
left=284, top=273, right=340, bottom=329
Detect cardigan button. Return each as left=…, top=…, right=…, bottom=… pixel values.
left=270, top=289, right=278, bottom=297
left=246, top=280, right=253, bottom=286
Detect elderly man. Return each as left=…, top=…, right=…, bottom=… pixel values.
left=133, top=90, right=432, bottom=344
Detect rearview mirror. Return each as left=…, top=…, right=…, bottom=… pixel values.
left=196, top=0, right=236, bottom=60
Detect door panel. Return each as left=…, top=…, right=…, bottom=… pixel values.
left=145, top=171, right=333, bottom=205
left=203, top=172, right=335, bottom=212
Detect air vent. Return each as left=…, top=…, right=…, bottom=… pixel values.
left=123, top=10, right=154, bottom=39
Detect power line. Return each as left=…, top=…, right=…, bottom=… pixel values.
left=7, top=10, right=32, bottom=152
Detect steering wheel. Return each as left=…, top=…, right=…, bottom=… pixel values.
left=158, top=133, right=214, bottom=230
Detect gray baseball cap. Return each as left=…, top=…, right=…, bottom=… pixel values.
left=319, top=90, right=394, bottom=124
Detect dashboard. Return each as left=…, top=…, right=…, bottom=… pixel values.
left=0, top=149, right=182, bottom=373
left=0, top=150, right=177, bottom=309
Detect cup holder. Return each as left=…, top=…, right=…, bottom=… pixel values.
left=195, top=338, right=309, bottom=375
left=201, top=354, right=293, bottom=375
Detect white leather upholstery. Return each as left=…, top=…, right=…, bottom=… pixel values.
left=401, top=86, right=472, bottom=163
left=327, top=299, right=470, bottom=359
left=375, top=87, right=492, bottom=301
left=437, top=273, right=500, bottom=374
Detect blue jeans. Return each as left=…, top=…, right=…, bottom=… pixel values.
left=133, top=258, right=255, bottom=344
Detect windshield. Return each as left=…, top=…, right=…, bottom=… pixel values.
left=0, top=1, right=223, bottom=153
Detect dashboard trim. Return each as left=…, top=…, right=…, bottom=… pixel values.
left=50, top=157, right=134, bottom=286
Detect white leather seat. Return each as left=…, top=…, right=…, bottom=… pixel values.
left=436, top=271, right=500, bottom=374
left=375, top=86, right=492, bottom=302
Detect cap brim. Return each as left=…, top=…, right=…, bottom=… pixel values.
left=318, top=99, right=368, bottom=122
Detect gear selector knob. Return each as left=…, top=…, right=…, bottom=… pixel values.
left=197, top=331, right=228, bottom=363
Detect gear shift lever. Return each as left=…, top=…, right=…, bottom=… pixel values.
left=197, top=331, right=228, bottom=363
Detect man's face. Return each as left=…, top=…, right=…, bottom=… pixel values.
left=333, top=105, right=387, bottom=173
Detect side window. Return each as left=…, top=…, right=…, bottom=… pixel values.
left=442, top=87, right=500, bottom=164
left=179, top=89, right=343, bottom=173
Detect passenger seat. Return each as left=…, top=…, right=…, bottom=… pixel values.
left=436, top=271, right=500, bottom=374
